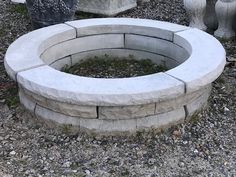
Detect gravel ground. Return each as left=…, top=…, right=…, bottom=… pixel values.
left=0, top=0, right=236, bottom=176
left=63, top=56, right=167, bottom=78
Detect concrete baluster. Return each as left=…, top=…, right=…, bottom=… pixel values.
left=184, top=0, right=207, bottom=30
left=204, top=0, right=218, bottom=32
left=214, top=0, right=236, bottom=38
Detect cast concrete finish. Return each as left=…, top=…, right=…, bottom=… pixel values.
left=184, top=0, right=207, bottom=30
left=11, top=0, right=25, bottom=3
left=4, top=18, right=226, bottom=133
left=214, top=0, right=236, bottom=38
left=4, top=24, right=76, bottom=80
left=78, top=0, right=137, bottom=16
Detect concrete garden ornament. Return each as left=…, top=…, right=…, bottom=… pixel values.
left=78, top=0, right=137, bottom=16
left=12, top=0, right=138, bottom=16
left=204, top=0, right=218, bottom=31
left=183, top=0, right=207, bottom=30
left=184, top=0, right=236, bottom=38
left=214, top=0, right=236, bottom=38
left=26, top=0, right=78, bottom=29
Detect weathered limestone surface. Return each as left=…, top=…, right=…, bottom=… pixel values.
left=19, top=90, right=36, bottom=113
left=49, top=56, right=72, bottom=70
left=4, top=24, right=76, bottom=80
left=41, top=34, right=124, bottom=63
left=4, top=18, right=226, bottom=133
left=137, top=108, right=186, bottom=129
left=80, top=118, right=137, bottom=133
left=99, top=104, right=155, bottom=120
left=169, top=28, right=226, bottom=93
left=186, top=85, right=212, bottom=117
left=35, top=105, right=81, bottom=126
left=125, top=34, right=189, bottom=63
left=71, top=49, right=179, bottom=69
left=155, top=85, right=211, bottom=114
left=21, top=88, right=98, bottom=118
left=66, top=18, right=189, bottom=40
left=17, top=65, right=185, bottom=106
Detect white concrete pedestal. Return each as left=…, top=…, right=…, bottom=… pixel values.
left=214, top=0, right=236, bottom=38
left=184, top=0, right=207, bottom=30
left=78, top=0, right=137, bottom=16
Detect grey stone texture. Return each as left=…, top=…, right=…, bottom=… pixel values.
left=78, top=0, right=137, bottom=16
left=4, top=24, right=76, bottom=80
left=66, top=18, right=189, bottom=40
left=5, top=18, right=226, bottom=133
left=183, top=0, right=207, bottom=30
left=71, top=49, right=179, bottom=69
left=41, top=34, right=124, bottom=63
left=99, top=104, right=156, bottom=120
left=214, top=0, right=236, bottom=38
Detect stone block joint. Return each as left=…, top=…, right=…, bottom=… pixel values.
left=5, top=18, right=226, bottom=134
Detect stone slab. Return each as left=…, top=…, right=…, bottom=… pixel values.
left=49, top=56, right=72, bottom=71
left=168, top=28, right=226, bottom=93
left=125, top=34, right=189, bottom=63
left=35, top=104, right=137, bottom=132
left=80, top=118, right=137, bottom=132
left=4, top=24, right=76, bottom=81
left=17, top=65, right=185, bottom=106
left=19, top=90, right=36, bottom=113
left=21, top=88, right=98, bottom=118
left=137, top=108, right=185, bottom=129
left=71, top=49, right=179, bottom=69
left=155, top=84, right=211, bottom=114
left=66, top=18, right=189, bottom=41
left=35, top=104, right=80, bottom=126
left=99, top=103, right=155, bottom=119
left=186, top=84, right=211, bottom=117
left=41, top=34, right=124, bottom=63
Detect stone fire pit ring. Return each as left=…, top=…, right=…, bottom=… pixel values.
left=4, top=18, right=226, bottom=133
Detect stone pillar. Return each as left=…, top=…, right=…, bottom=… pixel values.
left=204, top=0, right=218, bottom=31
left=214, top=0, right=236, bottom=38
left=184, top=0, right=207, bottom=30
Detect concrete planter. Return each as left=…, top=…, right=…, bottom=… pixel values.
left=78, top=0, right=137, bottom=16
left=26, top=0, right=78, bottom=29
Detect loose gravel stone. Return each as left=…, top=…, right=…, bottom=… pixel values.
left=0, top=0, right=235, bottom=176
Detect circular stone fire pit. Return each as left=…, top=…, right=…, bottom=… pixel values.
left=4, top=18, right=226, bottom=133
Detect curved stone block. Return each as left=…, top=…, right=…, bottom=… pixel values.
left=4, top=18, right=226, bottom=133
